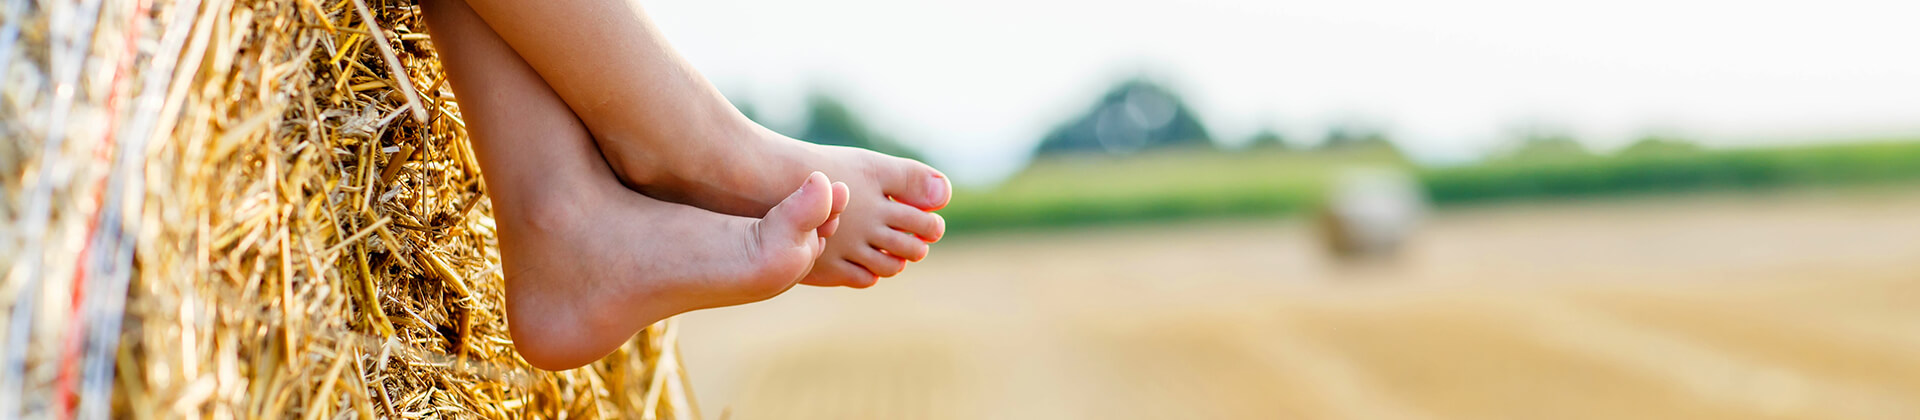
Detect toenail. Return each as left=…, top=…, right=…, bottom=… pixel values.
left=797, top=172, right=819, bottom=193
left=924, top=174, right=948, bottom=202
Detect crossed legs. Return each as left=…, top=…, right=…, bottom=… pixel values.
left=423, top=0, right=847, bottom=369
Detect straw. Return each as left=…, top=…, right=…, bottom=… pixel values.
left=2, top=0, right=699, bottom=417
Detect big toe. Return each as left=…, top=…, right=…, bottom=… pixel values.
left=761, top=172, right=835, bottom=246
left=882, top=158, right=951, bottom=211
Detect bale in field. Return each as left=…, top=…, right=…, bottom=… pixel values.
left=1317, top=166, right=1427, bottom=260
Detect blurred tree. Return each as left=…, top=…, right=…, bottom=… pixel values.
left=1035, top=78, right=1214, bottom=156
left=1620, top=134, right=1701, bottom=156
left=1247, top=128, right=1289, bottom=149
left=1318, top=123, right=1402, bottom=155
left=1498, top=123, right=1590, bottom=160
left=1308, top=123, right=1409, bottom=164
left=794, top=91, right=922, bottom=161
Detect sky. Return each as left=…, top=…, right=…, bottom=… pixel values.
left=645, top=0, right=1920, bottom=185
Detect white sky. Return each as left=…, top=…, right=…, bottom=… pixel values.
left=646, top=0, right=1920, bottom=185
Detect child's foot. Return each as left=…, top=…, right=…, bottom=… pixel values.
left=617, top=127, right=951, bottom=288
left=497, top=171, right=845, bottom=369
left=434, top=0, right=952, bottom=287
left=422, top=0, right=850, bottom=370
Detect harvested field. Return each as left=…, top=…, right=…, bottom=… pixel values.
left=681, top=188, right=1920, bottom=419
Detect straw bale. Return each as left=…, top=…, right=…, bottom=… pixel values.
left=2, top=0, right=698, bottom=418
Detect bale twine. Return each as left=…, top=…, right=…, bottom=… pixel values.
left=1, top=0, right=697, bottom=418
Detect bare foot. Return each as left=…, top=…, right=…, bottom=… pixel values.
left=424, top=0, right=850, bottom=370
left=616, top=125, right=951, bottom=288
left=790, top=141, right=949, bottom=288
left=498, top=171, right=845, bottom=369
left=436, top=0, right=953, bottom=287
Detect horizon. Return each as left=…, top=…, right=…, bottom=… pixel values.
left=648, top=0, right=1920, bottom=186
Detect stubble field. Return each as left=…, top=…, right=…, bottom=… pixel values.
left=680, top=188, right=1920, bottom=419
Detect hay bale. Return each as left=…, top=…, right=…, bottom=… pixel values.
left=2, top=0, right=697, bottom=417
left=1316, top=166, right=1426, bottom=261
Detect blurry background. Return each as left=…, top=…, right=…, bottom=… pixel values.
left=651, top=0, right=1920, bottom=418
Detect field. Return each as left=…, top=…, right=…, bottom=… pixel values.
left=678, top=187, right=1920, bottom=419
left=940, top=140, right=1920, bottom=232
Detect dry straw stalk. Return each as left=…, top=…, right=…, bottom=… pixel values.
left=2, top=0, right=699, bottom=418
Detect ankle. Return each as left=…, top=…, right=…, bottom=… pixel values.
left=642, top=124, right=818, bottom=216
left=711, top=128, right=816, bottom=199
left=491, top=180, right=603, bottom=238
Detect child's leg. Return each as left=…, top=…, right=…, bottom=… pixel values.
left=422, top=0, right=847, bottom=370
left=448, top=0, right=949, bottom=288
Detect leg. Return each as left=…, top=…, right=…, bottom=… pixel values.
left=422, top=0, right=846, bottom=370
left=449, top=0, right=950, bottom=288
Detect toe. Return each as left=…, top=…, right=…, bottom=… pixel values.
left=815, top=181, right=849, bottom=238
left=848, top=245, right=908, bottom=278
left=801, top=259, right=879, bottom=288
left=760, top=172, right=834, bottom=246
left=816, top=216, right=842, bottom=238
left=882, top=158, right=950, bottom=211
left=885, top=205, right=946, bottom=243
left=831, top=181, right=851, bottom=215
left=869, top=228, right=930, bottom=262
